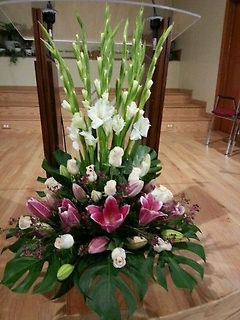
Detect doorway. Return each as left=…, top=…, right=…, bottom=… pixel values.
left=215, top=0, right=240, bottom=132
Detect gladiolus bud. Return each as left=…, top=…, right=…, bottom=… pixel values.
left=60, top=165, right=71, bottom=179
left=161, top=229, right=184, bottom=242
left=72, top=183, right=86, bottom=201
left=27, top=198, right=52, bottom=219
left=57, top=264, right=75, bottom=281
left=88, top=236, right=109, bottom=254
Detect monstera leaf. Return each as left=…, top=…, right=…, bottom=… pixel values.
left=73, top=253, right=148, bottom=320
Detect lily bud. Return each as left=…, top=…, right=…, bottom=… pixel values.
left=126, top=180, right=144, bottom=197
left=161, top=229, right=184, bottom=242
left=60, top=165, right=71, bottom=179
left=72, top=183, right=86, bottom=201
left=88, top=236, right=109, bottom=254
left=125, top=236, right=147, bottom=250
left=57, top=264, right=75, bottom=281
left=27, top=198, right=52, bottom=219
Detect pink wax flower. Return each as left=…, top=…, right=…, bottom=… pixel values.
left=87, top=196, right=130, bottom=233
left=27, top=198, right=52, bottom=219
left=88, top=236, right=109, bottom=254
left=139, top=193, right=167, bottom=225
left=58, top=198, right=81, bottom=227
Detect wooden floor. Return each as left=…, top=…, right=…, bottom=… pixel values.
left=0, top=129, right=240, bottom=320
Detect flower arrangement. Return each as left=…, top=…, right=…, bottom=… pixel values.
left=0, top=6, right=205, bottom=320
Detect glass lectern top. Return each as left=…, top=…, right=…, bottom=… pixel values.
left=0, top=0, right=200, bottom=51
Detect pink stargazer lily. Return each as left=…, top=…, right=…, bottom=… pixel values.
left=27, top=198, right=52, bottom=219
left=139, top=193, right=167, bottom=225
left=58, top=198, right=81, bottom=227
left=87, top=196, right=130, bottom=233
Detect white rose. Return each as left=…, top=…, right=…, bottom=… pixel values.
left=91, top=190, right=102, bottom=202
left=138, top=154, right=151, bottom=177
left=104, top=180, right=117, bottom=196
left=108, top=147, right=124, bottom=167
left=151, top=185, right=173, bottom=203
left=67, top=158, right=79, bottom=175
left=54, top=234, right=74, bottom=249
left=19, top=216, right=32, bottom=230
left=111, top=247, right=126, bottom=268
left=128, top=167, right=141, bottom=181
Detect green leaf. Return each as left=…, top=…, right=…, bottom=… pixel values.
left=132, top=145, right=150, bottom=167
left=33, top=254, right=60, bottom=294
left=168, top=259, right=198, bottom=292
left=86, top=276, right=122, bottom=320
left=173, top=255, right=204, bottom=279
left=41, top=158, right=72, bottom=189
left=1, top=256, right=44, bottom=293
left=53, top=149, right=72, bottom=166
left=155, top=260, right=168, bottom=290
left=172, top=242, right=206, bottom=262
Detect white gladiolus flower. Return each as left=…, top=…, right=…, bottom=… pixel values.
left=67, top=123, right=81, bottom=150
left=86, top=165, right=97, bottom=182
left=104, top=180, right=117, bottom=196
left=67, top=158, right=79, bottom=175
left=153, top=237, right=172, bottom=253
left=80, top=130, right=98, bottom=147
left=111, top=248, right=126, bottom=268
left=126, top=102, right=138, bottom=120
left=72, top=112, right=86, bottom=130
left=112, top=115, right=125, bottom=135
left=88, top=98, right=115, bottom=130
left=151, top=185, right=173, bottom=203
left=19, top=216, right=32, bottom=230
left=61, top=100, right=71, bottom=113
left=54, top=234, right=74, bottom=249
left=109, top=147, right=124, bottom=167
left=130, top=116, right=151, bottom=140
left=45, top=177, right=62, bottom=191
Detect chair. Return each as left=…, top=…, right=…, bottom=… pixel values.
left=206, top=95, right=239, bottom=155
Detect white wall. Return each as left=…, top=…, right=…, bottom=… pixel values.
left=172, top=0, right=226, bottom=112
left=0, top=0, right=226, bottom=113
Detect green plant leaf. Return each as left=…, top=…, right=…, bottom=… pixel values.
left=155, top=260, right=168, bottom=290
left=33, top=254, right=61, bottom=294
left=1, top=256, right=44, bottom=293
left=172, top=241, right=206, bottom=261
left=41, top=158, right=72, bottom=189
left=173, top=255, right=204, bottom=279
left=132, top=145, right=151, bottom=166
left=53, top=149, right=72, bottom=166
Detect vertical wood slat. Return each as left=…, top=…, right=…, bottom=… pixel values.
left=144, top=17, right=172, bottom=154
left=32, top=8, right=63, bottom=169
